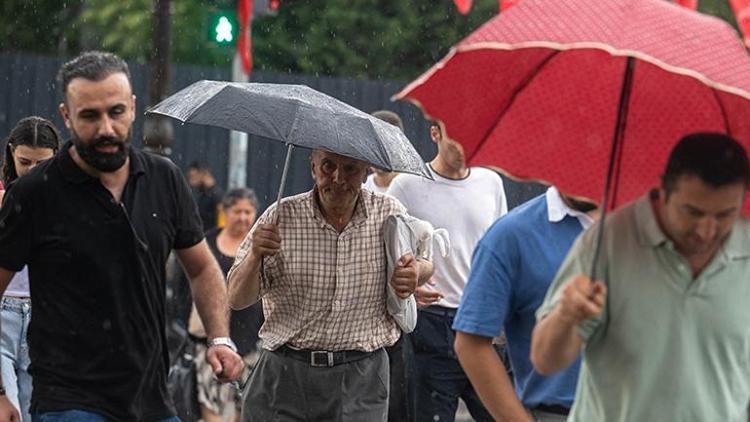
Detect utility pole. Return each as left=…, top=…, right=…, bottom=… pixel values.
left=228, top=53, right=249, bottom=188
left=144, top=0, right=174, bottom=156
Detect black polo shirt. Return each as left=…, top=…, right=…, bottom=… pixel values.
left=0, top=142, right=204, bottom=421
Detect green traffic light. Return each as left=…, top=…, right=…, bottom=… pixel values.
left=215, top=16, right=234, bottom=43
left=208, top=9, right=237, bottom=45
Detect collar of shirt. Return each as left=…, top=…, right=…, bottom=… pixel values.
left=546, top=186, right=594, bottom=229
left=635, top=191, right=750, bottom=261
left=309, top=187, right=369, bottom=231
left=57, top=140, right=146, bottom=184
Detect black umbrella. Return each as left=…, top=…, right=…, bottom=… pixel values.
left=147, top=80, right=431, bottom=209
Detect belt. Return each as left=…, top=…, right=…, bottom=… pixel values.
left=274, top=344, right=375, bottom=367
left=533, top=404, right=570, bottom=416
left=419, top=305, right=457, bottom=318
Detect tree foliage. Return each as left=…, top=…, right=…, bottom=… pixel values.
left=0, top=0, right=745, bottom=81
left=251, top=0, right=498, bottom=79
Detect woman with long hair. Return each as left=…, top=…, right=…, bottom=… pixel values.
left=0, top=116, right=61, bottom=420
left=188, top=187, right=264, bottom=422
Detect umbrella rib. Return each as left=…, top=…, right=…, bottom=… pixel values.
left=709, top=89, right=731, bottom=136
left=471, top=50, right=561, bottom=159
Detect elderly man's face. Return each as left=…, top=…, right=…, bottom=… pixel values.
left=311, top=150, right=368, bottom=212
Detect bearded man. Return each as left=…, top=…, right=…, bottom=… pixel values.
left=0, top=51, right=243, bottom=421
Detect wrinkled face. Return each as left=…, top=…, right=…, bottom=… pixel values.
left=224, top=198, right=256, bottom=237
left=432, top=125, right=465, bottom=168
left=59, top=72, right=135, bottom=172
left=12, top=145, right=55, bottom=178
left=659, top=175, right=745, bottom=256
left=311, top=150, right=368, bottom=211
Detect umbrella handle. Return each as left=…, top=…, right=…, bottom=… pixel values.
left=274, top=144, right=295, bottom=225
left=590, top=56, right=635, bottom=282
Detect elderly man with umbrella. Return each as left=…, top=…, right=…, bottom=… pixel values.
left=148, top=80, right=436, bottom=421
left=227, top=149, right=433, bottom=421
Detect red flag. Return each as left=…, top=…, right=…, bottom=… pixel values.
left=237, top=0, right=253, bottom=75
left=674, top=0, right=698, bottom=9
left=500, top=0, right=521, bottom=12
left=454, top=0, right=473, bottom=15
left=730, top=0, right=750, bottom=47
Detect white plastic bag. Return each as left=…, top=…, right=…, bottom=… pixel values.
left=383, top=214, right=450, bottom=332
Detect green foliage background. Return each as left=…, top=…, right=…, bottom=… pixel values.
left=0, top=0, right=741, bottom=81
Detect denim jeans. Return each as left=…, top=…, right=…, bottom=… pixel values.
left=411, top=306, right=508, bottom=422
left=32, top=409, right=181, bottom=422
left=1, top=297, right=32, bottom=422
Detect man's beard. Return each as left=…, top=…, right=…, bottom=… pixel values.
left=74, top=133, right=130, bottom=172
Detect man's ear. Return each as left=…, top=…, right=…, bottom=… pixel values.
left=59, top=102, right=72, bottom=129
left=430, top=126, right=440, bottom=144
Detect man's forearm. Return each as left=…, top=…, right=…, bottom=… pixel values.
left=227, top=254, right=262, bottom=310
left=416, top=258, right=433, bottom=285
left=530, top=306, right=584, bottom=375
left=189, top=263, right=230, bottom=339
left=455, top=332, right=532, bottom=422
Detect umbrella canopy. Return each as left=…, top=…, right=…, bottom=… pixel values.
left=395, top=0, right=750, bottom=213
left=148, top=81, right=431, bottom=179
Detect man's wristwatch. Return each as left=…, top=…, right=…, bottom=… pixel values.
left=208, top=337, right=238, bottom=353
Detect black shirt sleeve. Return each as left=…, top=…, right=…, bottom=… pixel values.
left=171, top=166, right=205, bottom=250
left=0, top=182, right=33, bottom=271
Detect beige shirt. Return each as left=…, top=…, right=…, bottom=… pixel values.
left=230, top=188, right=405, bottom=352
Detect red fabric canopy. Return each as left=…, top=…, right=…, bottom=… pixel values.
left=396, top=0, right=750, bottom=213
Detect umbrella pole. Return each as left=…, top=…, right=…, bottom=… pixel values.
left=274, top=144, right=295, bottom=225
left=590, top=57, right=635, bottom=281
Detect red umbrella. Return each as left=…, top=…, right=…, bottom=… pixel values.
left=395, top=0, right=750, bottom=214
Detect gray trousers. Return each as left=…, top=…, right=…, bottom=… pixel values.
left=241, top=348, right=389, bottom=422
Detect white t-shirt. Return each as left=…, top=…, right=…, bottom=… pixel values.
left=387, top=165, right=508, bottom=308
left=362, top=174, right=390, bottom=195
left=5, top=266, right=29, bottom=297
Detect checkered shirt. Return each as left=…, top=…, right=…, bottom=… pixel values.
left=231, top=188, right=406, bottom=352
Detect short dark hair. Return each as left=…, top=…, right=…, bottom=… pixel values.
left=58, top=51, right=131, bottom=100
left=222, top=187, right=259, bottom=210
left=2, top=116, right=62, bottom=185
left=372, top=110, right=404, bottom=132
left=662, top=132, right=750, bottom=194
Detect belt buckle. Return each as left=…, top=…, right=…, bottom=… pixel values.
left=310, top=350, right=334, bottom=367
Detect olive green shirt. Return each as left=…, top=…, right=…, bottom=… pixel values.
left=538, top=194, right=750, bottom=421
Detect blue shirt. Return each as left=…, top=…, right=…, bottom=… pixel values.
left=453, top=193, right=584, bottom=408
